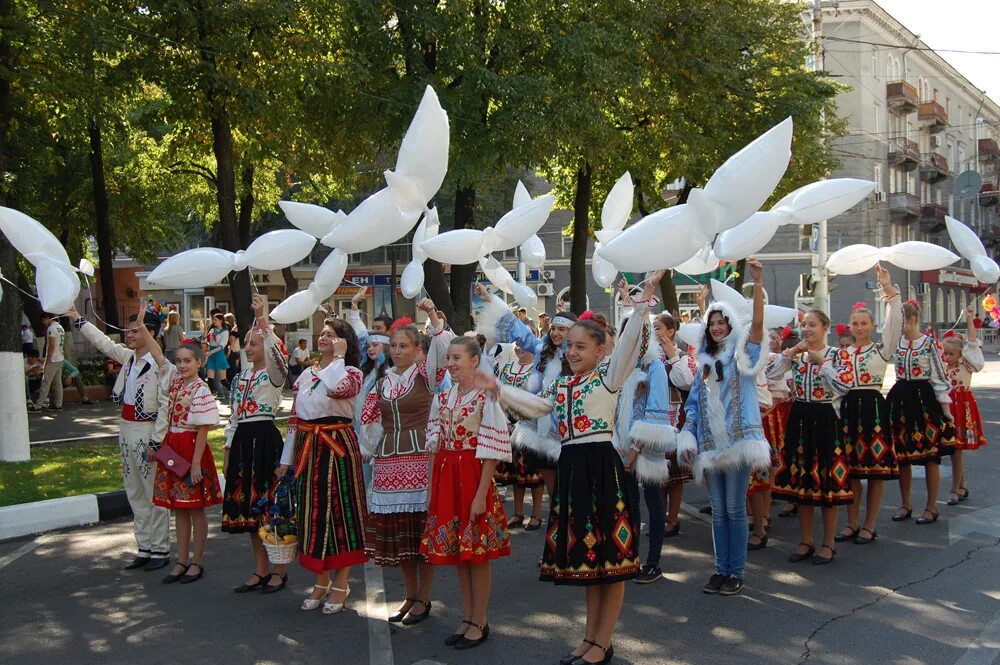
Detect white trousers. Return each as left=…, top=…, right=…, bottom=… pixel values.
left=37, top=362, right=63, bottom=408
left=119, top=419, right=171, bottom=558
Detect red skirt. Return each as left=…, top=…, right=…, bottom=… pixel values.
left=153, top=430, right=223, bottom=509
left=951, top=389, right=987, bottom=450
left=421, top=449, right=511, bottom=566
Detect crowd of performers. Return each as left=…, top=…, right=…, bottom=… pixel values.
left=61, top=258, right=988, bottom=665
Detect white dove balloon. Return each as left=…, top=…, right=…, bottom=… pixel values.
left=771, top=178, right=876, bottom=226
left=591, top=245, right=619, bottom=288
left=269, top=290, right=322, bottom=325
left=763, top=305, right=798, bottom=329
left=826, top=242, right=959, bottom=275
left=945, top=215, right=1000, bottom=284
left=519, top=234, right=546, bottom=269
left=278, top=201, right=346, bottom=239
left=312, top=249, right=349, bottom=291
left=510, top=280, right=538, bottom=309
left=78, top=258, right=95, bottom=278
left=596, top=172, right=633, bottom=243
left=322, top=187, right=422, bottom=254
left=269, top=249, right=349, bottom=324
left=714, top=212, right=786, bottom=262
left=674, top=243, right=720, bottom=276
left=479, top=256, right=514, bottom=294
left=493, top=195, right=555, bottom=251
left=384, top=86, right=450, bottom=214
left=599, top=204, right=710, bottom=273
left=0, top=207, right=71, bottom=267
left=400, top=208, right=441, bottom=299
left=36, top=260, right=80, bottom=314
left=421, top=227, right=498, bottom=265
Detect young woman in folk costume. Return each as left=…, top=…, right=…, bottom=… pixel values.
left=493, top=342, right=546, bottom=530
left=825, top=265, right=901, bottom=545
left=888, top=300, right=956, bottom=525
left=673, top=260, right=771, bottom=595
left=278, top=316, right=367, bottom=615
left=941, top=305, right=986, bottom=505
left=360, top=299, right=453, bottom=625
left=613, top=283, right=674, bottom=586
left=476, top=282, right=577, bottom=498
left=770, top=306, right=851, bottom=565
left=488, top=271, right=664, bottom=665
left=422, top=337, right=513, bottom=650
left=652, top=311, right=696, bottom=539
left=222, top=295, right=292, bottom=594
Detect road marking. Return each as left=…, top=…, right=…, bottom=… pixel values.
left=953, top=607, right=1000, bottom=665
left=363, top=560, right=393, bottom=665
left=0, top=537, right=42, bottom=572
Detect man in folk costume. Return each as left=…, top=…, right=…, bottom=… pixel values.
left=67, top=304, right=171, bottom=571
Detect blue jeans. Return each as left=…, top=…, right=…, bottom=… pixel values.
left=705, top=465, right=752, bottom=578
left=642, top=482, right=666, bottom=567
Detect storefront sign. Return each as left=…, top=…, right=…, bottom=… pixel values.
left=920, top=268, right=981, bottom=288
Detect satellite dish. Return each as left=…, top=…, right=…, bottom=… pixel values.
left=954, top=170, right=983, bottom=197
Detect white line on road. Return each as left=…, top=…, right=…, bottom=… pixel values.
left=363, top=560, right=394, bottom=665
left=0, top=537, right=42, bottom=572
left=953, top=607, right=1000, bottom=665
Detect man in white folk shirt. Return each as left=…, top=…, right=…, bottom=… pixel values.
left=66, top=304, right=171, bottom=572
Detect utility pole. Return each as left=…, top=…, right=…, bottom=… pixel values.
left=811, top=0, right=831, bottom=314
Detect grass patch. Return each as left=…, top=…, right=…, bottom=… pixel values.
left=0, top=426, right=286, bottom=507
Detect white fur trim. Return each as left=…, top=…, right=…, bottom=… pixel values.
left=512, top=420, right=562, bottom=463
left=613, top=367, right=644, bottom=454
left=628, top=420, right=677, bottom=454
left=734, top=328, right=768, bottom=378
left=676, top=429, right=697, bottom=459
left=691, top=438, right=771, bottom=483
left=635, top=453, right=670, bottom=486
left=477, top=298, right=513, bottom=347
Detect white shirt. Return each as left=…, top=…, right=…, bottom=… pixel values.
left=292, top=346, right=311, bottom=366
left=125, top=352, right=155, bottom=406
left=22, top=327, right=34, bottom=344
left=45, top=322, right=65, bottom=363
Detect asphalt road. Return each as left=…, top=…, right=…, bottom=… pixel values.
left=3, top=391, right=1000, bottom=665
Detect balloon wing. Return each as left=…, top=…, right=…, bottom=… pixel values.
left=0, top=207, right=71, bottom=267
left=513, top=181, right=532, bottom=209
left=421, top=228, right=496, bottom=265
left=243, top=229, right=317, bottom=271
left=313, top=249, right=348, bottom=291
left=597, top=172, right=633, bottom=242
left=771, top=178, right=875, bottom=226
left=674, top=243, right=720, bottom=276
left=971, top=255, right=1000, bottom=284
left=278, top=201, right=344, bottom=239
left=322, top=188, right=421, bottom=254
left=599, top=204, right=709, bottom=272
left=384, top=85, right=450, bottom=213
left=881, top=241, right=958, bottom=271
left=270, top=290, right=322, bottom=325
left=945, top=215, right=987, bottom=261
left=510, top=280, right=538, bottom=309
left=592, top=245, right=618, bottom=288
left=493, top=195, right=555, bottom=251
left=713, top=211, right=784, bottom=261
left=36, top=260, right=80, bottom=314
left=763, top=305, right=797, bottom=329
left=147, top=248, right=235, bottom=288
left=479, top=256, right=514, bottom=294
left=519, top=234, right=546, bottom=269
left=825, top=244, right=882, bottom=275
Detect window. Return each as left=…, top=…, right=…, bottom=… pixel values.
left=918, top=77, right=929, bottom=101
left=873, top=164, right=883, bottom=194
left=936, top=287, right=945, bottom=324
left=872, top=50, right=879, bottom=79
left=873, top=103, right=881, bottom=134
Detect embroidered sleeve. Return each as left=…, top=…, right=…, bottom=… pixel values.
left=962, top=340, right=986, bottom=373
left=476, top=393, right=513, bottom=462
left=606, top=300, right=651, bottom=391
left=425, top=390, right=445, bottom=454
left=928, top=340, right=952, bottom=404
left=331, top=366, right=364, bottom=400
left=824, top=348, right=855, bottom=397
left=423, top=323, right=455, bottom=393
left=359, top=382, right=384, bottom=458
left=878, top=292, right=903, bottom=361
left=280, top=380, right=300, bottom=465
left=263, top=329, right=289, bottom=388
left=187, top=383, right=220, bottom=427
left=765, top=353, right=792, bottom=380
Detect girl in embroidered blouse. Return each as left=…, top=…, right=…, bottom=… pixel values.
left=942, top=305, right=986, bottom=506
left=140, top=326, right=222, bottom=585
left=278, top=316, right=366, bottom=615
left=422, top=337, right=513, bottom=650
left=769, top=306, right=850, bottom=566
left=360, top=299, right=454, bottom=626
left=487, top=271, right=663, bottom=665
left=827, top=265, right=900, bottom=546
left=888, top=300, right=955, bottom=526
left=222, top=294, right=290, bottom=594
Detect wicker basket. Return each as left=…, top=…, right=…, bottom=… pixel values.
left=261, top=536, right=298, bottom=565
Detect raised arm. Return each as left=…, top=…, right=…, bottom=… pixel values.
left=606, top=271, right=663, bottom=391
left=962, top=306, right=985, bottom=372
left=253, top=295, right=288, bottom=387
left=747, top=259, right=764, bottom=345
left=417, top=298, right=455, bottom=392
left=876, top=265, right=902, bottom=355
left=65, top=305, right=132, bottom=365
left=135, top=318, right=167, bottom=370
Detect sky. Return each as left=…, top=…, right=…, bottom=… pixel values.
left=872, top=0, right=1000, bottom=101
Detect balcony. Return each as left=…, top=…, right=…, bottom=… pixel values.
left=981, top=182, right=998, bottom=206
left=919, top=152, right=950, bottom=183
left=888, top=192, right=920, bottom=223
left=979, top=138, right=1000, bottom=162
left=918, top=100, right=948, bottom=133
left=887, top=137, right=920, bottom=171
left=920, top=203, right=948, bottom=233
left=886, top=81, right=919, bottom=115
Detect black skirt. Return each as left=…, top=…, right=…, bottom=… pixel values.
left=773, top=401, right=853, bottom=507
left=841, top=389, right=898, bottom=479
left=540, top=441, right=640, bottom=586
left=221, top=419, right=284, bottom=533
left=496, top=450, right=545, bottom=488
left=887, top=380, right=956, bottom=466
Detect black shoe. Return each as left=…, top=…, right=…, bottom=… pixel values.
left=162, top=562, right=190, bottom=584
left=235, top=573, right=272, bottom=593
left=571, top=643, right=613, bottom=665
left=664, top=521, right=680, bottom=538
left=891, top=506, right=912, bottom=522
left=778, top=504, right=798, bottom=518
left=524, top=516, right=543, bottom=531
left=143, top=557, right=170, bottom=572
left=834, top=526, right=860, bottom=543
left=179, top=563, right=204, bottom=584
left=699, top=504, right=713, bottom=515
left=401, top=599, right=432, bottom=625
left=812, top=545, right=836, bottom=565
left=388, top=598, right=416, bottom=623
left=261, top=573, right=287, bottom=595
left=561, top=641, right=597, bottom=665
left=853, top=528, right=878, bottom=545
left=124, top=556, right=151, bottom=570
left=702, top=573, right=726, bottom=594
left=508, top=514, right=525, bottom=528
left=788, top=543, right=816, bottom=563
left=915, top=510, right=940, bottom=525
left=718, top=576, right=744, bottom=596
left=747, top=533, right=768, bottom=551
left=959, top=488, right=970, bottom=502
left=634, top=564, right=662, bottom=584
left=445, top=620, right=473, bottom=647
left=454, top=623, right=489, bottom=650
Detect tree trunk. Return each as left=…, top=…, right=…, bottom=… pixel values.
left=281, top=266, right=298, bottom=296
left=423, top=259, right=451, bottom=320
left=732, top=258, right=747, bottom=293
left=449, top=186, right=476, bottom=334
left=570, top=162, right=592, bottom=315
left=88, top=115, right=119, bottom=329
left=0, top=0, right=29, bottom=461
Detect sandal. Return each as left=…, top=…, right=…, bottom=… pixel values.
left=664, top=521, right=681, bottom=538
left=454, top=622, right=489, bottom=650
left=446, top=620, right=473, bottom=647
left=854, top=527, right=878, bottom=545
left=570, top=642, right=613, bottom=665
left=959, top=488, right=970, bottom=502
left=401, top=599, right=432, bottom=625
left=301, top=583, right=332, bottom=612
left=524, top=516, right=542, bottom=531
left=508, top=514, right=525, bottom=529
left=234, top=572, right=272, bottom=593
left=915, top=509, right=940, bottom=525
left=561, top=640, right=597, bottom=665
left=891, top=506, right=912, bottom=522
left=947, top=492, right=961, bottom=506
left=835, top=526, right=860, bottom=543
left=788, top=542, right=815, bottom=563
left=162, top=561, right=190, bottom=584
left=812, top=545, right=836, bottom=565
left=747, top=533, right=768, bottom=551
left=388, top=597, right=416, bottom=622
left=179, top=562, right=204, bottom=584
left=322, top=586, right=350, bottom=615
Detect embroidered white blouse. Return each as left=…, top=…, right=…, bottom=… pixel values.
left=279, top=360, right=365, bottom=465
left=224, top=329, right=288, bottom=447
left=893, top=335, right=951, bottom=406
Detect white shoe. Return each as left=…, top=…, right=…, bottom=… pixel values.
left=301, top=583, right=332, bottom=611
left=322, top=586, right=350, bottom=615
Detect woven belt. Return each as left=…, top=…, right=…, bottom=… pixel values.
left=294, top=421, right=353, bottom=477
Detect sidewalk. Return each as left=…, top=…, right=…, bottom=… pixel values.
left=29, top=392, right=294, bottom=445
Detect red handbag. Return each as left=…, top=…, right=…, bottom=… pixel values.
left=154, top=444, right=191, bottom=479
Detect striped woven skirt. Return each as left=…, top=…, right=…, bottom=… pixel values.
left=293, top=417, right=369, bottom=573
